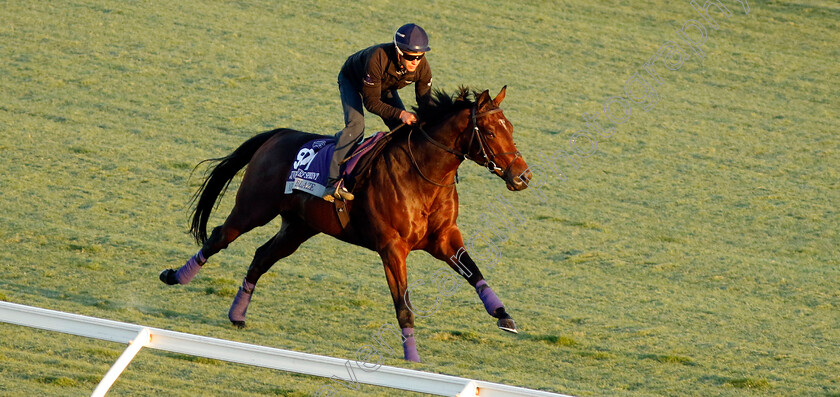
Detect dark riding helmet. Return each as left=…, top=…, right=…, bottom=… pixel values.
left=394, top=23, right=431, bottom=53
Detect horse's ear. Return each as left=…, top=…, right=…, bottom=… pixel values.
left=476, top=89, right=492, bottom=110
left=493, top=85, right=507, bottom=106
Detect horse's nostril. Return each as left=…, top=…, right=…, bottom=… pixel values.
left=508, top=172, right=530, bottom=189
left=516, top=170, right=532, bottom=185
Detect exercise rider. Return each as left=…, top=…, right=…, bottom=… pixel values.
left=324, top=23, right=434, bottom=201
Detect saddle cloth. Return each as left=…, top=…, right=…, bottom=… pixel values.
left=284, top=130, right=391, bottom=197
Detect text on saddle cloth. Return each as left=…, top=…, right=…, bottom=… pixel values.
left=284, top=130, right=390, bottom=197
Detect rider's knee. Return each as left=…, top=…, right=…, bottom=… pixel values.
left=343, top=118, right=365, bottom=141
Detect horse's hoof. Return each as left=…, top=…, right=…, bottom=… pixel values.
left=159, top=269, right=178, bottom=285
left=497, top=317, right=518, bottom=334
left=231, top=320, right=246, bottom=329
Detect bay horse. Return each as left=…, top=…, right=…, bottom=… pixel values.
left=160, top=86, right=531, bottom=362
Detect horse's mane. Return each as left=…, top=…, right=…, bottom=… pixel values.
left=345, top=87, right=477, bottom=191
left=413, top=86, right=475, bottom=126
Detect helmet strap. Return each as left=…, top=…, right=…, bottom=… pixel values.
left=393, top=41, right=407, bottom=72
left=393, top=39, right=405, bottom=56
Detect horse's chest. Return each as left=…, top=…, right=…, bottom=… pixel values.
left=371, top=204, right=432, bottom=242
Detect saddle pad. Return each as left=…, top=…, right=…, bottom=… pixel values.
left=284, top=138, right=334, bottom=197
left=285, top=130, right=391, bottom=197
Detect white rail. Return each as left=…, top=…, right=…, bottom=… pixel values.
left=91, top=327, right=150, bottom=397
left=0, top=301, right=572, bottom=397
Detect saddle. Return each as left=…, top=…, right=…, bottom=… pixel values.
left=285, top=130, right=397, bottom=227
left=339, top=129, right=395, bottom=191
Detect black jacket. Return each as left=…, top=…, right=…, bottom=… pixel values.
left=340, top=43, right=433, bottom=120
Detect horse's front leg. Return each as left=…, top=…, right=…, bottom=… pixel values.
left=426, top=227, right=517, bottom=334
left=378, top=241, right=420, bottom=362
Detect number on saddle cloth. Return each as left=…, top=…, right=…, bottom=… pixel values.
left=284, top=138, right=334, bottom=197
left=284, top=131, right=392, bottom=198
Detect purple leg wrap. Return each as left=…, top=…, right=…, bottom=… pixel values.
left=475, top=280, right=504, bottom=316
left=228, top=279, right=255, bottom=323
left=402, top=327, right=420, bottom=362
left=175, top=250, right=206, bottom=284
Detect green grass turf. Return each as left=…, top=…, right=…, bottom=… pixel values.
left=1, top=0, right=838, bottom=396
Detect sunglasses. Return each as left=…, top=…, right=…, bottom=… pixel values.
left=402, top=53, right=425, bottom=61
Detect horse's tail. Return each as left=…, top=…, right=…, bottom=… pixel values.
left=189, top=130, right=281, bottom=244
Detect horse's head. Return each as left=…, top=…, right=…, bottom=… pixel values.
left=463, top=86, right=531, bottom=191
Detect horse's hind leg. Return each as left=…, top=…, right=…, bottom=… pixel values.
left=160, top=206, right=272, bottom=286
left=229, top=217, right=318, bottom=328
left=160, top=221, right=245, bottom=285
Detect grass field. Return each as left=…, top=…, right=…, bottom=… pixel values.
left=1, top=0, right=838, bottom=396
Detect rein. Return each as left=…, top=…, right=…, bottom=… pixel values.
left=407, top=127, right=458, bottom=187
left=407, top=105, right=522, bottom=187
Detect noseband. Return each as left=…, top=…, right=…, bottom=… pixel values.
left=408, top=105, right=522, bottom=187
left=466, top=107, right=523, bottom=179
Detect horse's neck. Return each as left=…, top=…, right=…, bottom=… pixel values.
left=406, top=114, right=467, bottom=182
left=435, top=109, right=471, bottom=149
left=380, top=114, right=462, bottom=196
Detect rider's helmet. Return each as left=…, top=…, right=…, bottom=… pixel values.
left=394, top=24, right=431, bottom=53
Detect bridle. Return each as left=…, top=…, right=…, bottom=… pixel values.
left=408, top=105, right=522, bottom=187
left=465, top=106, right=523, bottom=177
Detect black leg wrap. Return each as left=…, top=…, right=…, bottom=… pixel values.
left=159, top=269, right=178, bottom=285
left=493, top=307, right=511, bottom=320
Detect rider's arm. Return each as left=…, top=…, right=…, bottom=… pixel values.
left=360, top=49, right=403, bottom=120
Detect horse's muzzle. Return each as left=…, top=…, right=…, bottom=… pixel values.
left=502, top=157, right=531, bottom=191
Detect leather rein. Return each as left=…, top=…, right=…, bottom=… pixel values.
left=408, top=106, right=522, bottom=187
